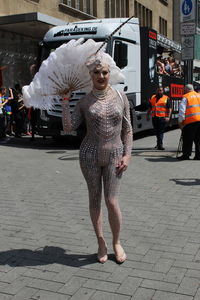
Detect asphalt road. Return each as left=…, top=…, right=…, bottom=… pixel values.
left=0, top=129, right=200, bottom=300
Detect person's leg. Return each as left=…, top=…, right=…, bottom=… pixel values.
left=80, top=160, right=107, bottom=262
left=157, top=118, right=166, bottom=149
left=0, top=115, right=6, bottom=138
left=193, top=122, right=200, bottom=159
left=103, top=162, right=126, bottom=263
left=5, top=115, right=11, bottom=135
left=182, top=123, right=195, bottom=158
left=152, top=117, right=159, bottom=147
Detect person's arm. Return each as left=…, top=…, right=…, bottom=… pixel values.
left=2, top=97, right=8, bottom=106
left=116, top=93, right=133, bottom=175
left=61, top=95, right=84, bottom=133
left=178, top=97, right=187, bottom=129
left=165, top=98, right=172, bottom=122
left=146, top=101, right=152, bottom=121
left=8, top=88, right=13, bottom=100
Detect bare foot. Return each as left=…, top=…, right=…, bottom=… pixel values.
left=113, top=243, right=127, bottom=264
left=97, top=239, right=108, bottom=264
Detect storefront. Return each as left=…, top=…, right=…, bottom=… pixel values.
left=0, top=12, right=65, bottom=88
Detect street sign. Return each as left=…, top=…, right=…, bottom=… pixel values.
left=181, top=35, right=194, bottom=48
left=182, top=47, right=194, bottom=60
left=180, top=22, right=196, bottom=35
left=180, top=0, right=196, bottom=22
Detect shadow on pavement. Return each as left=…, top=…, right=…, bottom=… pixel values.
left=170, top=178, right=200, bottom=186
left=0, top=246, right=97, bottom=268
left=0, top=136, right=80, bottom=150
left=145, top=157, right=176, bottom=162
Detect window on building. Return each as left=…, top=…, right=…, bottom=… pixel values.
left=61, top=0, right=96, bottom=17
left=159, top=16, right=167, bottom=36
left=105, top=0, right=128, bottom=18
left=134, top=1, right=152, bottom=27
left=159, top=0, right=168, bottom=5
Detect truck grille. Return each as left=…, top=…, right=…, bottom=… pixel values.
left=47, top=91, right=86, bottom=117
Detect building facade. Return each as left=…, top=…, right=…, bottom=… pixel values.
left=0, top=0, right=173, bottom=87
left=129, top=0, right=173, bottom=39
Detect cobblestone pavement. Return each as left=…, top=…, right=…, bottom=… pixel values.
left=0, top=129, right=200, bottom=300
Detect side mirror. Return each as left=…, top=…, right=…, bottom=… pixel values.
left=114, top=41, right=128, bottom=69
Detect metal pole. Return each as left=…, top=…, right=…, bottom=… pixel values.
left=184, top=59, right=193, bottom=84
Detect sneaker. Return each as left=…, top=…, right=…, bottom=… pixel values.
left=157, top=146, right=165, bottom=150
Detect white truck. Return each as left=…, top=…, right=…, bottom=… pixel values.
left=35, top=17, right=184, bottom=139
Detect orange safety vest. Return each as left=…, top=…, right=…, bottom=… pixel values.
left=183, top=91, right=200, bottom=125
left=149, top=94, right=169, bottom=117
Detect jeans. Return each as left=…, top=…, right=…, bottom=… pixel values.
left=152, top=117, right=166, bottom=146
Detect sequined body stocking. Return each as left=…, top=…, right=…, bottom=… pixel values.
left=62, top=87, right=133, bottom=207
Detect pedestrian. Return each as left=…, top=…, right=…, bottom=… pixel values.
left=61, top=53, right=133, bottom=264
left=3, top=88, right=14, bottom=135
left=177, top=84, right=200, bottom=160
left=11, top=84, right=24, bottom=138
left=0, top=87, right=8, bottom=139
left=147, top=86, right=172, bottom=150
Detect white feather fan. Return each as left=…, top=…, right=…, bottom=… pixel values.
left=22, top=38, right=125, bottom=110
left=22, top=39, right=103, bottom=109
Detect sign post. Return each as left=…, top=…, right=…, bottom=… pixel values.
left=180, top=0, right=196, bottom=84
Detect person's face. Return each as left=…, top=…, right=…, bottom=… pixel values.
left=157, top=88, right=164, bottom=96
left=91, top=66, right=110, bottom=90
left=1, top=88, right=6, bottom=95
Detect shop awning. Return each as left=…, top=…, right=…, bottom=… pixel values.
left=157, top=33, right=182, bottom=53
left=0, top=12, right=66, bottom=40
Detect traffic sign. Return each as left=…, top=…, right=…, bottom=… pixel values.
left=181, top=35, right=194, bottom=48
left=182, top=47, right=194, bottom=60
left=180, top=0, right=196, bottom=22
left=180, top=22, right=196, bottom=35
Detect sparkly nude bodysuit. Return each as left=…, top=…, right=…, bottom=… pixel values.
left=62, top=86, right=133, bottom=208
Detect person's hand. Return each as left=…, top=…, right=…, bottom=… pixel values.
left=146, top=114, right=150, bottom=121
left=178, top=122, right=184, bottom=130
left=165, top=117, right=170, bottom=122
left=116, top=155, right=130, bottom=175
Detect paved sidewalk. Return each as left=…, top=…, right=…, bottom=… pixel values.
left=0, top=129, right=200, bottom=300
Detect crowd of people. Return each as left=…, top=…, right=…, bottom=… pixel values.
left=156, top=55, right=183, bottom=78
left=0, top=84, right=35, bottom=141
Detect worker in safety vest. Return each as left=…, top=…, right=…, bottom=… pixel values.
left=147, top=86, right=172, bottom=150
left=178, top=84, right=200, bottom=160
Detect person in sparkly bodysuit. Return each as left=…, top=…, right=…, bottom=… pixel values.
left=62, top=58, right=133, bottom=264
